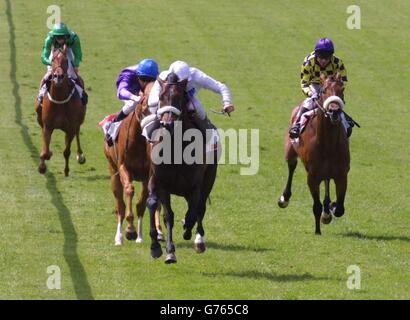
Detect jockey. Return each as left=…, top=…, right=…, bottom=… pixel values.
left=112, top=58, right=159, bottom=122
left=36, top=22, right=87, bottom=108
left=289, top=38, right=352, bottom=138
left=105, top=58, right=159, bottom=146
left=148, top=60, right=235, bottom=133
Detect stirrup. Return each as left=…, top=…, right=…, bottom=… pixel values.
left=289, top=125, right=300, bottom=139
left=105, top=133, right=114, bottom=146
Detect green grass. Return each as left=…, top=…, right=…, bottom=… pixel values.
left=0, top=0, right=409, bottom=299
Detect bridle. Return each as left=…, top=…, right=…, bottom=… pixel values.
left=47, top=48, right=75, bottom=104
left=157, top=76, right=187, bottom=125
left=315, top=81, right=345, bottom=120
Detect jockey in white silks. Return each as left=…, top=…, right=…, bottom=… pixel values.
left=148, top=60, right=235, bottom=133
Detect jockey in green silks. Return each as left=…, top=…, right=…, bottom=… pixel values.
left=36, top=23, right=87, bottom=113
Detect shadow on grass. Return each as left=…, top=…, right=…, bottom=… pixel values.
left=177, top=241, right=275, bottom=253
left=202, top=270, right=333, bottom=282
left=6, top=0, right=93, bottom=300
left=341, top=231, right=410, bottom=243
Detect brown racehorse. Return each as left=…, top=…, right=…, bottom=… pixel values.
left=37, top=44, right=86, bottom=176
left=104, top=82, right=163, bottom=246
left=278, top=73, right=350, bottom=235
left=146, top=72, right=219, bottom=263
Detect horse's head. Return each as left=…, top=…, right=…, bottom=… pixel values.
left=51, top=44, right=69, bottom=86
left=319, top=73, right=345, bottom=124
left=157, top=72, right=188, bottom=133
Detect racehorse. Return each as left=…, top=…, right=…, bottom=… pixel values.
left=104, top=82, right=163, bottom=246
left=278, top=73, right=350, bottom=235
left=147, top=72, right=219, bottom=263
left=37, top=44, right=86, bottom=176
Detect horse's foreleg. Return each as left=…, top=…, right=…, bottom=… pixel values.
left=183, top=187, right=200, bottom=241
left=155, top=203, right=165, bottom=241
left=135, top=181, right=149, bottom=243
left=278, top=155, right=298, bottom=208
left=75, top=127, right=86, bottom=164
left=194, top=198, right=207, bottom=254
left=194, top=164, right=217, bottom=253
left=321, top=179, right=333, bottom=224
left=63, top=132, right=75, bottom=177
left=308, top=174, right=322, bottom=235
left=159, top=190, right=176, bottom=264
left=147, top=176, right=162, bottom=259
left=112, top=172, right=125, bottom=246
left=39, top=126, right=53, bottom=174
left=119, top=165, right=137, bottom=240
left=332, top=175, right=347, bottom=217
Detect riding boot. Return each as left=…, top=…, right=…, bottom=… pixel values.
left=342, top=112, right=354, bottom=138
left=113, top=110, right=127, bottom=123
left=289, top=106, right=309, bottom=138
left=75, top=75, right=85, bottom=89
left=74, top=75, right=88, bottom=105
left=289, top=123, right=301, bottom=139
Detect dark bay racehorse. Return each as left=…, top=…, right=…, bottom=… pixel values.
left=278, top=73, right=350, bottom=234
left=37, top=44, right=86, bottom=176
left=147, top=72, right=218, bottom=263
left=104, top=82, right=163, bottom=245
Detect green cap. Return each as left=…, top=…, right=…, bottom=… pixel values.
left=51, top=23, right=70, bottom=36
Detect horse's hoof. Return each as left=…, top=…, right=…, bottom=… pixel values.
left=165, top=253, right=177, bottom=264
left=183, top=229, right=192, bottom=240
left=321, top=212, right=332, bottom=224
left=329, top=202, right=337, bottom=215
left=115, top=239, right=123, bottom=246
left=157, top=231, right=165, bottom=242
left=135, top=237, right=143, bottom=244
left=38, top=165, right=47, bottom=174
left=194, top=243, right=206, bottom=253
left=330, top=203, right=345, bottom=217
left=151, top=246, right=163, bottom=259
left=278, top=196, right=289, bottom=208
left=77, top=154, right=86, bottom=164
left=125, top=231, right=138, bottom=241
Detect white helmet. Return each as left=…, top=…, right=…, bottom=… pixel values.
left=169, top=60, right=191, bottom=82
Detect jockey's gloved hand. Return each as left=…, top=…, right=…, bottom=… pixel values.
left=130, top=95, right=141, bottom=103
left=223, top=104, right=235, bottom=115
left=310, top=92, right=319, bottom=100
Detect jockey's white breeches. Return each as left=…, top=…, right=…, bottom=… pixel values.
left=121, top=100, right=139, bottom=115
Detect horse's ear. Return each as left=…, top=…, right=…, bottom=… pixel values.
left=62, top=44, right=67, bottom=54
left=335, top=72, right=342, bottom=82
left=320, top=73, right=327, bottom=85
left=158, top=77, right=166, bottom=89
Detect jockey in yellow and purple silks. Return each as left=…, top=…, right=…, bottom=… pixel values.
left=289, top=38, right=352, bottom=138
left=36, top=22, right=87, bottom=107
